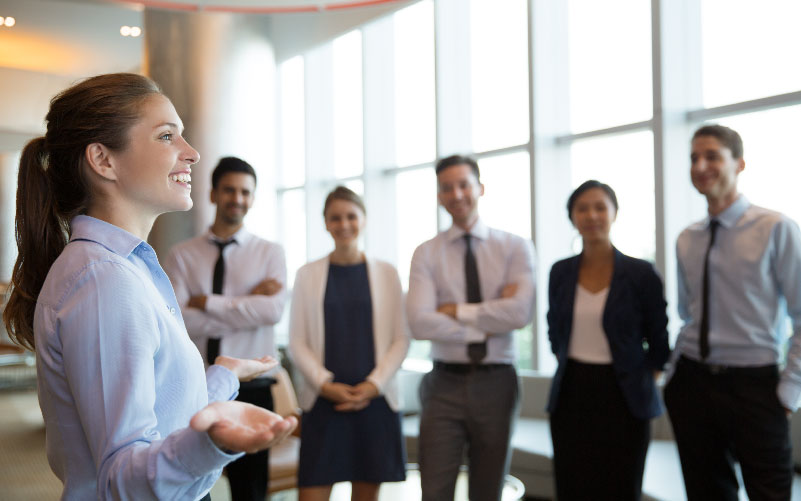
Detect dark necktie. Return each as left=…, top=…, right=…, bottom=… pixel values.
left=207, top=239, right=235, bottom=364
left=699, top=220, right=719, bottom=361
left=465, top=234, right=486, bottom=363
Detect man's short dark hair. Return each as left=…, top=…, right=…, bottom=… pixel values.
left=692, top=124, right=744, bottom=160
left=567, top=180, right=619, bottom=222
left=211, top=157, right=257, bottom=189
left=435, top=154, right=480, bottom=181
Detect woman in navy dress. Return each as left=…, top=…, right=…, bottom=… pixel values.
left=289, top=186, right=410, bottom=501
left=546, top=180, right=670, bottom=500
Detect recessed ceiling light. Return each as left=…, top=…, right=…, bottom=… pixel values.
left=4, top=17, right=15, bottom=27
left=130, top=26, right=141, bottom=37
left=0, top=17, right=4, bottom=25
left=120, top=25, right=131, bottom=36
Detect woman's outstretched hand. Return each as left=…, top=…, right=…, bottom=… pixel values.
left=190, top=401, right=297, bottom=454
left=214, top=355, right=278, bottom=382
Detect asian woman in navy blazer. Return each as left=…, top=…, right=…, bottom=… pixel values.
left=546, top=180, right=670, bottom=501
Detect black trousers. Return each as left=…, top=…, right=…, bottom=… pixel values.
left=227, top=378, right=276, bottom=501
left=664, top=356, right=792, bottom=501
left=549, top=360, right=650, bottom=501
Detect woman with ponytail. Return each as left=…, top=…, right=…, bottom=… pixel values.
left=2, top=73, right=296, bottom=501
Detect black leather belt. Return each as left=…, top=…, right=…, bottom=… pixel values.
left=433, top=361, right=512, bottom=373
left=679, top=355, right=777, bottom=376
left=239, top=376, right=277, bottom=390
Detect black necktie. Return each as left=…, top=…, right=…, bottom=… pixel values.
left=699, top=220, right=719, bottom=361
left=465, top=234, right=486, bottom=363
left=207, top=239, right=235, bottom=364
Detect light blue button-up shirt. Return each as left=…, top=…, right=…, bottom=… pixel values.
left=34, top=215, right=242, bottom=500
left=674, top=196, right=801, bottom=410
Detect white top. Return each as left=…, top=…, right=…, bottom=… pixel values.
left=164, top=227, right=287, bottom=369
left=406, top=218, right=536, bottom=364
left=568, top=285, right=613, bottom=364
left=288, top=256, right=410, bottom=411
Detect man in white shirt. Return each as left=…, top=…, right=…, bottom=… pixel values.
left=165, top=157, right=287, bottom=501
left=407, top=155, right=536, bottom=501
left=665, top=125, right=801, bottom=500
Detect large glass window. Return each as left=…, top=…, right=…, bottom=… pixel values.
left=717, top=105, right=801, bottom=224
left=478, top=151, right=532, bottom=240
left=567, top=0, right=652, bottom=133
left=469, top=0, right=529, bottom=152
left=274, top=0, right=801, bottom=375
left=702, top=0, right=801, bottom=107
left=570, top=131, right=656, bottom=261
left=278, top=56, right=305, bottom=188
left=394, top=0, right=436, bottom=167
left=395, top=168, right=438, bottom=289
left=333, top=30, right=364, bottom=179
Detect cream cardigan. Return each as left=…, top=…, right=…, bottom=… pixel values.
left=288, top=256, right=410, bottom=412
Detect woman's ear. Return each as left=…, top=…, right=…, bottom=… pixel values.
left=84, top=143, right=118, bottom=181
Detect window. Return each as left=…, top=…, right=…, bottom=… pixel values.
left=477, top=151, right=532, bottom=240
left=278, top=56, right=305, bottom=188
left=717, top=105, right=801, bottom=224
left=394, top=0, right=436, bottom=167
left=702, top=0, right=801, bottom=107
left=333, top=30, right=364, bottom=179
left=274, top=0, right=801, bottom=374
left=567, top=0, right=652, bottom=133
left=469, top=0, right=529, bottom=152
left=570, top=131, right=656, bottom=260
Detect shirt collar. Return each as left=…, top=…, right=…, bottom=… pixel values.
left=205, top=225, right=250, bottom=245
left=708, top=195, right=750, bottom=229
left=69, top=215, right=144, bottom=258
left=446, top=218, right=489, bottom=242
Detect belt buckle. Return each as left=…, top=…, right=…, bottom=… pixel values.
left=708, top=363, right=726, bottom=375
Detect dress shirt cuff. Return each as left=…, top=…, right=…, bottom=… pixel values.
left=464, top=326, right=486, bottom=344
left=777, top=378, right=801, bottom=412
left=173, top=428, right=243, bottom=477
left=204, top=294, right=228, bottom=316
left=456, top=303, right=480, bottom=328
left=206, top=365, right=240, bottom=403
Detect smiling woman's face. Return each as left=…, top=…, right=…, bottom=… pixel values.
left=571, top=187, right=617, bottom=244
left=325, top=199, right=366, bottom=247
left=108, top=94, right=199, bottom=217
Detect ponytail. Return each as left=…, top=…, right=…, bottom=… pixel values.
left=3, top=137, right=67, bottom=350
left=2, top=73, right=163, bottom=351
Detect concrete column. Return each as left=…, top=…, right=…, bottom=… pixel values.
left=143, top=9, right=276, bottom=258
left=0, top=152, right=20, bottom=283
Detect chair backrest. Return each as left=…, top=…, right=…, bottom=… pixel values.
left=272, top=367, right=300, bottom=417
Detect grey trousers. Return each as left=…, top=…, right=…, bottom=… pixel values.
left=418, top=365, right=519, bottom=501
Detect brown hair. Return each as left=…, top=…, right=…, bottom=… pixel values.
left=2, top=73, right=163, bottom=350
left=692, top=124, right=744, bottom=159
left=323, top=186, right=366, bottom=217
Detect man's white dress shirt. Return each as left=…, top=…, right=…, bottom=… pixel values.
left=407, top=219, right=536, bottom=364
left=165, top=227, right=287, bottom=365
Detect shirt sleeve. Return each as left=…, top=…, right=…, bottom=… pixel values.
left=204, top=246, right=288, bottom=330
left=58, top=261, right=240, bottom=500
left=406, top=244, right=486, bottom=344
left=455, top=237, right=536, bottom=334
left=163, top=249, right=232, bottom=341
left=772, top=219, right=801, bottom=411
left=206, top=365, right=240, bottom=403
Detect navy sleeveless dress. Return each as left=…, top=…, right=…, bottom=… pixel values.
left=297, top=262, right=406, bottom=487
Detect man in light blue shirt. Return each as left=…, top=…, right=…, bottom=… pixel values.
left=664, top=124, right=801, bottom=501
